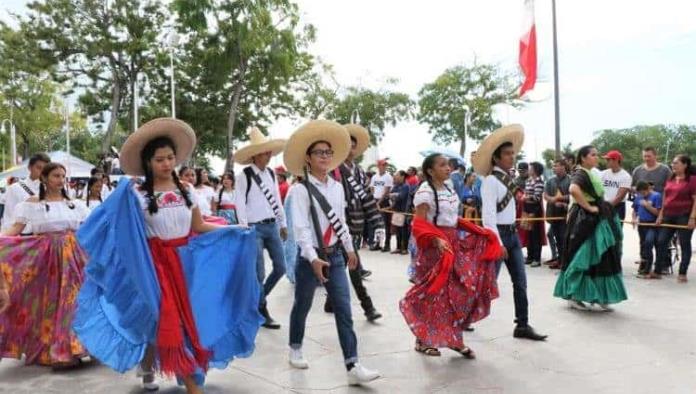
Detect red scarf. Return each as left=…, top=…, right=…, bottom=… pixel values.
left=411, top=217, right=503, bottom=294
left=148, top=237, right=210, bottom=377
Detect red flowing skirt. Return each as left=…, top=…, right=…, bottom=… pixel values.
left=400, top=228, right=499, bottom=348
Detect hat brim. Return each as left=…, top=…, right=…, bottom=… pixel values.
left=283, top=120, right=351, bottom=176
left=344, top=124, right=370, bottom=156
left=233, top=140, right=287, bottom=165
left=120, top=118, right=196, bottom=176
left=472, top=124, right=525, bottom=176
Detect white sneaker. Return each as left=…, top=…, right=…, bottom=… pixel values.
left=136, top=365, right=159, bottom=391
left=347, top=363, right=381, bottom=385
left=288, top=348, right=309, bottom=369
left=596, top=303, right=614, bottom=312
left=568, top=300, right=589, bottom=311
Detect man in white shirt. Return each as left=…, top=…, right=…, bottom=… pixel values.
left=234, top=127, right=288, bottom=330
left=368, top=159, right=393, bottom=251
left=1, top=153, right=51, bottom=234
left=474, top=125, right=547, bottom=341
left=601, top=150, right=632, bottom=221
left=285, top=120, right=380, bottom=385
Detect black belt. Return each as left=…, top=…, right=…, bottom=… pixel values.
left=251, top=218, right=276, bottom=225
left=316, top=244, right=342, bottom=256
left=497, top=224, right=517, bottom=233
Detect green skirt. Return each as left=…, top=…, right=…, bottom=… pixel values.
left=554, top=215, right=628, bottom=305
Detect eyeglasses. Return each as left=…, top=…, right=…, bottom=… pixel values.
left=310, top=149, right=334, bottom=158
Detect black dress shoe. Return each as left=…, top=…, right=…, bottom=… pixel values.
left=381, top=248, right=391, bottom=253
left=360, top=270, right=372, bottom=279
left=259, top=305, right=281, bottom=329
left=513, top=325, right=547, bottom=341
left=365, top=309, right=383, bottom=322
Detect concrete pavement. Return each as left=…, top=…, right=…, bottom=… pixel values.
left=1, top=224, right=695, bottom=393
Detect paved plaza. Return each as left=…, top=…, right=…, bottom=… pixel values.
left=1, top=224, right=695, bottom=394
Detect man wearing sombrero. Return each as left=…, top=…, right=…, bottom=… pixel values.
left=324, top=123, right=384, bottom=322
left=234, top=127, right=288, bottom=330
left=474, top=124, right=548, bottom=341
left=284, top=120, right=381, bottom=385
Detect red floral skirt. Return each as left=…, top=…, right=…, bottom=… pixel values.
left=399, top=228, right=499, bottom=348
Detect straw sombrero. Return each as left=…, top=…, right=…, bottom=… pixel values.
left=233, top=127, right=286, bottom=165
left=120, top=118, right=196, bottom=176
left=472, top=124, right=525, bottom=176
left=343, top=123, right=370, bottom=156
left=283, top=120, right=351, bottom=176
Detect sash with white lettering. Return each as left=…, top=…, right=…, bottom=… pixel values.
left=245, top=167, right=282, bottom=221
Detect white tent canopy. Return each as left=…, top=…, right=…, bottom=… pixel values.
left=0, top=151, right=97, bottom=180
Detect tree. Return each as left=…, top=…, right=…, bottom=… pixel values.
left=326, top=83, right=414, bottom=144
left=591, top=125, right=696, bottom=172
left=171, top=0, right=316, bottom=171
left=22, top=0, right=168, bottom=153
left=418, top=62, right=520, bottom=157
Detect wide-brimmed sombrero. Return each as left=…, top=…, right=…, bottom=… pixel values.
left=472, top=124, right=525, bottom=176
left=233, top=127, right=286, bottom=165
left=343, top=123, right=370, bottom=156
left=120, top=117, right=196, bottom=176
left=283, top=120, right=351, bottom=176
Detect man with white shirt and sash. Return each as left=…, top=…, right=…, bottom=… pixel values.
left=284, top=120, right=380, bottom=386
left=0, top=152, right=51, bottom=234
left=473, top=125, right=547, bottom=341
left=234, top=127, right=288, bottom=330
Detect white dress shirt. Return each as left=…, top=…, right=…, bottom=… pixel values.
left=481, top=166, right=517, bottom=245
left=1, top=177, right=41, bottom=233
left=289, top=174, right=354, bottom=262
left=234, top=164, right=287, bottom=227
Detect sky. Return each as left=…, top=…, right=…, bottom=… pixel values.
left=3, top=0, right=696, bottom=172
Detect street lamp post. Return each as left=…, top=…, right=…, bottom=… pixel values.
left=0, top=107, right=17, bottom=167
left=167, top=31, right=179, bottom=118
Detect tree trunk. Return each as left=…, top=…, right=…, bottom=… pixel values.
left=225, top=59, right=247, bottom=173
left=459, top=137, right=466, bottom=159
left=102, top=76, right=121, bottom=154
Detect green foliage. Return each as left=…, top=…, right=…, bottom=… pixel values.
left=591, top=125, right=696, bottom=172
left=417, top=63, right=520, bottom=157
left=327, top=85, right=414, bottom=143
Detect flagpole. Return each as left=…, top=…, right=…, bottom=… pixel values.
left=551, top=0, right=561, bottom=156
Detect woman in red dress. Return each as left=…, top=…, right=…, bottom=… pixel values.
left=400, top=153, right=502, bottom=358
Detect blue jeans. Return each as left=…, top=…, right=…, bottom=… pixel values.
left=252, top=222, right=286, bottom=305
left=289, top=250, right=358, bottom=365
left=638, top=224, right=657, bottom=272
left=656, top=215, right=693, bottom=275
left=495, top=228, right=529, bottom=326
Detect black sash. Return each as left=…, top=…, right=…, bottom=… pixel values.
left=492, top=170, right=519, bottom=213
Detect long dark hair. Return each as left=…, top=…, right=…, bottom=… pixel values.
left=670, top=154, right=696, bottom=180
left=218, top=172, right=235, bottom=203
left=194, top=168, right=207, bottom=188
left=140, top=136, right=192, bottom=215
left=529, top=161, right=545, bottom=181
left=421, top=153, right=451, bottom=226
left=85, top=176, right=103, bottom=207
left=576, top=145, right=595, bottom=168
left=38, top=162, right=74, bottom=211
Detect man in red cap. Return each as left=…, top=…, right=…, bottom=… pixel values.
left=601, top=150, right=632, bottom=221
left=275, top=165, right=290, bottom=204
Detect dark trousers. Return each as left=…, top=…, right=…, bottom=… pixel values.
left=495, top=227, right=529, bottom=326
left=549, top=221, right=567, bottom=261
left=656, top=215, right=693, bottom=275
left=325, top=238, right=375, bottom=314
left=638, top=224, right=657, bottom=272
left=615, top=202, right=626, bottom=221
left=395, top=223, right=409, bottom=251
left=527, top=223, right=542, bottom=262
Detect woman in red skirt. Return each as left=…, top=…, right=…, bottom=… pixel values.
left=400, top=153, right=502, bottom=358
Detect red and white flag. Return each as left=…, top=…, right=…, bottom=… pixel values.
left=519, top=0, right=537, bottom=97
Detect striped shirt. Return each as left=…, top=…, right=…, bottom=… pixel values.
left=524, top=176, right=545, bottom=202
